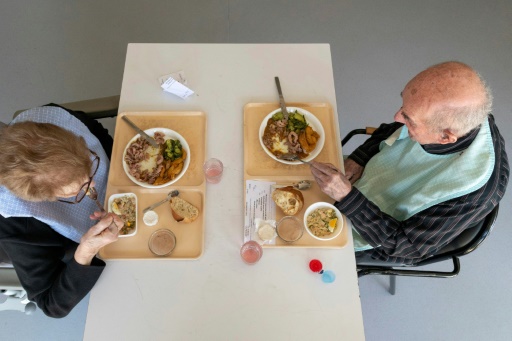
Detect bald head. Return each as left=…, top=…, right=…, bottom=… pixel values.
left=403, top=61, right=491, bottom=137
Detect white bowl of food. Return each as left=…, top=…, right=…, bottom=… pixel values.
left=303, top=202, right=343, bottom=241
left=259, top=107, right=325, bottom=165
left=108, top=193, right=137, bottom=237
left=123, top=127, right=190, bottom=188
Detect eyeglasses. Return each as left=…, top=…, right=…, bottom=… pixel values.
left=58, top=150, right=100, bottom=204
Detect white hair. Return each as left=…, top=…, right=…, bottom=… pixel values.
left=427, top=72, right=492, bottom=137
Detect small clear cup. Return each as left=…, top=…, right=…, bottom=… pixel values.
left=203, top=158, right=223, bottom=183
left=276, top=216, right=304, bottom=243
left=240, top=240, right=263, bottom=265
left=148, top=229, right=176, bottom=256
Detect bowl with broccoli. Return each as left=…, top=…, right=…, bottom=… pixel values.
left=123, top=127, right=191, bottom=188
left=259, top=106, right=325, bottom=165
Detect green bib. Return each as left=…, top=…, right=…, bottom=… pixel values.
left=352, top=120, right=494, bottom=250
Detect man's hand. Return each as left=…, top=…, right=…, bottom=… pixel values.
left=74, top=212, right=124, bottom=265
left=310, top=161, right=352, bottom=202
left=344, top=159, right=364, bottom=184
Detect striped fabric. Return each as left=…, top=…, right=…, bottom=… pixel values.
left=336, top=115, right=509, bottom=265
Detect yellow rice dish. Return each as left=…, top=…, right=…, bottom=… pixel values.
left=306, top=207, right=338, bottom=237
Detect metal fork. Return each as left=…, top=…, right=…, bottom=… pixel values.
left=86, top=187, right=107, bottom=216
left=86, top=187, right=119, bottom=233
left=277, top=153, right=312, bottom=165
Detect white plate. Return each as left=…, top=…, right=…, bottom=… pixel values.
left=108, top=193, right=137, bottom=238
left=259, top=107, right=325, bottom=165
left=303, top=202, right=343, bottom=241
left=122, top=128, right=190, bottom=188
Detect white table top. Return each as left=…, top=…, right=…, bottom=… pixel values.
left=84, top=44, right=365, bottom=341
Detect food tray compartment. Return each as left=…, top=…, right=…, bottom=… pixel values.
left=268, top=179, right=348, bottom=248
left=99, top=187, right=204, bottom=259
left=109, top=112, right=206, bottom=187
left=244, top=103, right=340, bottom=177
left=107, top=192, right=138, bottom=238
left=244, top=103, right=348, bottom=248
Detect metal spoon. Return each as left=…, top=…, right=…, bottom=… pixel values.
left=293, top=180, right=312, bottom=190
left=273, top=180, right=312, bottom=191
left=143, top=190, right=179, bottom=214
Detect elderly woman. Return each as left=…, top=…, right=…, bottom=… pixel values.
left=0, top=104, right=122, bottom=318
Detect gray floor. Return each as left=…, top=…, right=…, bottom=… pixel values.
left=1, top=1, right=511, bottom=340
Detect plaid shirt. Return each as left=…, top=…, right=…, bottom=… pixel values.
left=336, top=115, right=509, bottom=264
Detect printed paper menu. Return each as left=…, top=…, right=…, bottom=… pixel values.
left=244, top=180, right=276, bottom=243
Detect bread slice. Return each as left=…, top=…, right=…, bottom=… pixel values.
left=169, top=196, right=199, bottom=223
left=272, top=186, right=304, bottom=216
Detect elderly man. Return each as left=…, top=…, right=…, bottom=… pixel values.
left=311, top=61, right=509, bottom=264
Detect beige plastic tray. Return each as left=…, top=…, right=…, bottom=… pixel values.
left=99, top=111, right=206, bottom=260
left=244, top=103, right=348, bottom=248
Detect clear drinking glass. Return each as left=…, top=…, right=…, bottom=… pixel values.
left=149, top=229, right=176, bottom=256
left=240, top=240, right=263, bottom=265
left=203, top=158, right=223, bottom=183
left=276, top=216, right=303, bottom=243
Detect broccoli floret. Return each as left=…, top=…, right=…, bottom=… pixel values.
left=272, top=112, right=284, bottom=121
left=164, top=139, right=183, bottom=161
left=287, top=111, right=308, bottom=132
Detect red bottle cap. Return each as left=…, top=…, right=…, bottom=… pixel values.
left=309, top=259, right=323, bottom=273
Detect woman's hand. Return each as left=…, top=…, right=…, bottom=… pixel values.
left=74, top=212, right=124, bottom=265
left=310, top=161, right=352, bottom=202
left=344, top=159, right=364, bottom=184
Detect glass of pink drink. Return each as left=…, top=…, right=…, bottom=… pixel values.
left=203, top=158, right=223, bottom=183
left=240, top=240, right=263, bottom=265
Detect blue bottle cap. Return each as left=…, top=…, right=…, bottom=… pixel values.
left=321, top=270, right=336, bottom=283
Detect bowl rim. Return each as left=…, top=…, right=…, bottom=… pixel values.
left=258, top=107, right=325, bottom=165
left=276, top=215, right=304, bottom=243
left=303, top=202, right=344, bottom=241
left=122, top=127, right=191, bottom=189
left=107, top=192, right=137, bottom=238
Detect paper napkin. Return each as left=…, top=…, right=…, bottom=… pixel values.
left=159, top=71, right=195, bottom=99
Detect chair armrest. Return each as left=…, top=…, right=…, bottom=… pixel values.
left=0, top=268, right=23, bottom=290
left=357, top=256, right=461, bottom=278
left=365, top=127, right=377, bottom=135
left=341, top=127, right=377, bottom=146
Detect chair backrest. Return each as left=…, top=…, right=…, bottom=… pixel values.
left=12, top=95, right=120, bottom=120
left=415, top=204, right=499, bottom=266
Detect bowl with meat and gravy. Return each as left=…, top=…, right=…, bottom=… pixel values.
left=123, top=128, right=190, bottom=188
left=259, top=107, right=325, bottom=165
